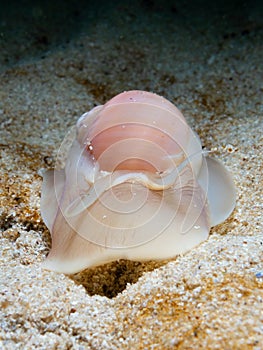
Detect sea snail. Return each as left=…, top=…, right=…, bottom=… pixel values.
left=41, top=90, right=236, bottom=274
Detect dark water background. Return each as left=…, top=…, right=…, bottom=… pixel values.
left=0, top=0, right=262, bottom=69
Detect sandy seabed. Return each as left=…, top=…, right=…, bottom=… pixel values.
left=0, top=1, right=262, bottom=349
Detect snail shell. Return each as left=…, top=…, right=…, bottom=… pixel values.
left=41, top=90, right=236, bottom=274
